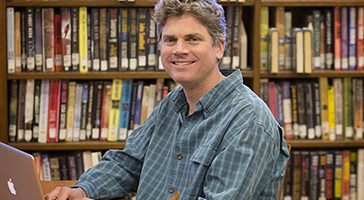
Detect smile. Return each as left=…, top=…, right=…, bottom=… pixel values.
left=172, top=61, right=195, bottom=65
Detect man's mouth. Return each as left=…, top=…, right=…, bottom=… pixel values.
left=172, top=61, right=195, bottom=65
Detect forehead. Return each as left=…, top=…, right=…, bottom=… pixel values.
left=162, top=14, right=209, bottom=36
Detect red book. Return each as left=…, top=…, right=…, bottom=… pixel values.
left=334, top=6, right=341, bottom=71
left=100, top=81, right=111, bottom=141
left=42, top=8, right=55, bottom=72
left=268, top=81, right=277, bottom=120
left=55, top=14, right=62, bottom=71
left=357, top=7, right=364, bottom=70
left=47, top=79, right=60, bottom=142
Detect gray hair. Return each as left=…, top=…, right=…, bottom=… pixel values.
left=154, top=0, right=227, bottom=49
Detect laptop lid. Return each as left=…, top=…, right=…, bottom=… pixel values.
left=0, top=142, right=44, bottom=200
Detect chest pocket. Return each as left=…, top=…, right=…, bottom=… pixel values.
left=189, top=146, right=217, bottom=166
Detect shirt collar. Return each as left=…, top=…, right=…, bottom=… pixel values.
left=173, top=69, right=243, bottom=117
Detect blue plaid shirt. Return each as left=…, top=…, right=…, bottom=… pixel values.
left=75, top=69, right=290, bottom=200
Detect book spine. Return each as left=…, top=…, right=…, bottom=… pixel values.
left=26, top=7, right=35, bottom=72
left=140, top=85, right=150, bottom=125
left=118, top=79, right=133, bottom=141
left=61, top=7, right=71, bottom=72
left=333, top=78, right=343, bottom=140
left=119, top=8, right=129, bottom=71
left=303, top=28, right=313, bottom=74
left=353, top=78, right=363, bottom=140
left=38, top=79, right=50, bottom=143
left=327, top=85, right=336, bottom=141
left=49, top=157, right=61, bottom=180
left=66, top=81, right=76, bottom=142
left=334, top=7, right=341, bottom=70
left=147, top=84, right=156, bottom=118
left=91, top=8, right=100, bottom=71
left=275, top=82, right=284, bottom=128
left=221, top=6, right=233, bottom=69
left=320, top=77, right=330, bottom=140
left=15, top=11, right=21, bottom=73
left=79, top=7, right=88, bottom=72
left=54, top=14, right=62, bottom=72
left=283, top=150, right=292, bottom=199
left=108, top=8, right=118, bottom=72
left=357, top=7, right=364, bottom=70
left=67, top=155, right=77, bottom=180
left=294, top=28, right=304, bottom=74
left=297, top=82, right=307, bottom=139
left=326, top=9, right=334, bottom=70
left=260, top=7, right=269, bottom=71
left=320, top=15, right=326, bottom=69
left=73, top=151, right=84, bottom=179
left=343, top=77, right=353, bottom=140
left=47, top=79, right=60, bottom=143
left=91, top=81, right=103, bottom=140
left=342, top=150, right=350, bottom=200
left=349, top=150, right=357, bottom=200
left=284, top=11, right=292, bottom=70
left=71, top=7, right=79, bottom=72
left=231, top=6, right=241, bottom=69
left=146, top=8, right=157, bottom=71
left=276, top=7, right=285, bottom=70
left=58, top=79, right=68, bottom=142
left=313, top=10, right=321, bottom=70
left=326, top=151, right=335, bottom=200
left=7, top=7, right=15, bottom=73
left=304, top=82, right=315, bottom=139
left=108, top=79, right=122, bottom=141
left=34, top=7, right=43, bottom=72
left=8, top=80, right=18, bottom=142
left=24, top=79, right=35, bottom=142
left=99, top=8, right=108, bottom=71
left=129, top=8, right=138, bottom=71
left=80, top=83, right=88, bottom=141
left=137, top=8, right=147, bottom=71
left=301, top=151, right=309, bottom=199
left=42, top=154, right=51, bottom=181
left=318, top=151, right=327, bottom=199
left=21, top=10, right=27, bottom=72
left=58, top=155, right=69, bottom=180
left=33, top=80, right=41, bottom=142
left=17, top=79, right=26, bottom=142
left=348, top=7, right=357, bottom=70
left=73, top=83, right=83, bottom=141
left=357, top=149, right=364, bottom=200
left=269, top=27, right=280, bottom=74
left=341, top=7, right=349, bottom=70
left=334, top=151, right=343, bottom=200
left=134, top=80, right=144, bottom=129
left=128, top=81, right=138, bottom=136
left=43, top=8, right=55, bottom=72
left=268, top=81, right=277, bottom=120
left=290, top=83, right=300, bottom=139
left=86, top=81, right=94, bottom=140
left=100, top=81, right=112, bottom=141
left=87, top=13, right=91, bottom=71
left=309, top=151, right=319, bottom=200
left=292, top=151, right=301, bottom=200
left=312, top=81, right=322, bottom=139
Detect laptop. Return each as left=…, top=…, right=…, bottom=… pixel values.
left=0, top=142, right=44, bottom=200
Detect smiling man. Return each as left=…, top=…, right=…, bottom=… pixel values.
left=45, top=0, right=289, bottom=200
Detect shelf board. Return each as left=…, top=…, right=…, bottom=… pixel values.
left=261, top=0, right=364, bottom=7
left=260, top=70, right=364, bottom=78
left=287, top=139, right=364, bottom=148
left=9, top=141, right=125, bottom=151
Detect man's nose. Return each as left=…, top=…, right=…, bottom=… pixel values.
left=172, top=40, right=189, bottom=54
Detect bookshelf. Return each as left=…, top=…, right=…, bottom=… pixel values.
left=2, top=0, right=364, bottom=151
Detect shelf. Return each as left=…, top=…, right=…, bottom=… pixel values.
left=287, top=139, right=364, bottom=148
left=261, top=0, right=364, bottom=7
left=9, top=141, right=125, bottom=151
left=260, top=70, right=364, bottom=78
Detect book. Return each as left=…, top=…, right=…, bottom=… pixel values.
left=108, top=79, right=122, bottom=142
left=293, top=27, right=304, bottom=74
left=8, top=80, right=18, bottom=142
left=118, top=79, right=133, bottom=141
left=140, top=85, right=150, bottom=125
left=54, top=14, right=62, bottom=72
left=24, top=79, right=34, bottom=142
left=82, top=151, right=92, bottom=172
left=284, top=11, right=292, bottom=70
left=292, top=151, right=301, bottom=200
left=58, top=79, right=68, bottom=142
left=325, top=9, right=334, bottom=70
left=318, top=151, right=326, bottom=199
left=290, top=83, right=300, bottom=139
left=268, top=81, right=277, bottom=120
left=108, top=8, right=118, bottom=71
left=133, top=80, right=144, bottom=130
left=333, top=78, right=343, bottom=140
left=358, top=149, right=364, bottom=200
left=71, top=7, right=79, bottom=72
left=239, top=12, right=248, bottom=70
left=312, top=10, right=321, bottom=70
left=91, top=151, right=102, bottom=167
left=231, top=6, right=241, bottom=69
left=221, top=6, right=233, bottom=69
left=67, top=155, right=77, bottom=180
left=342, top=77, right=353, bottom=140
left=87, top=13, right=91, bottom=71
left=349, top=150, right=357, bottom=200
left=269, top=27, right=279, bottom=74
left=137, top=8, right=147, bottom=71
left=119, top=8, right=129, bottom=71
left=309, top=151, right=319, bottom=200
left=33, top=80, right=41, bottom=142
left=129, top=8, right=137, bottom=71
left=74, top=151, right=84, bottom=179
left=66, top=81, right=76, bottom=142
left=7, top=7, right=15, bottom=73
left=260, top=7, right=269, bottom=71
left=42, top=154, right=52, bottom=181
left=47, top=79, right=60, bottom=143
left=15, top=11, right=21, bottom=73
left=283, top=151, right=292, bottom=200
left=100, top=81, right=112, bottom=141
left=91, top=8, right=100, bottom=71
left=92, top=81, right=103, bottom=140
left=259, top=78, right=269, bottom=105
left=73, top=83, right=83, bottom=141
left=320, top=77, right=329, bottom=140
left=128, top=81, right=138, bottom=135
left=334, top=151, right=343, bottom=200
left=353, top=78, right=363, bottom=140
left=21, top=10, right=27, bottom=72
left=326, top=151, right=335, bottom=200
left=304, top=82, right=315, bottom=139
left=341, top=7, right=349, bottom=70
left=334, top=7, right=341, bottom=70
left=275, top=6, right=285, bottom=70
left=99, top=8, right=108, bottom=71
left=26, top=7, right=35, bottom=72
left=17, top=79, right=26, bottom=142
left=303, top=27, right=312, bottom=74
left=49, top=156, right=61, bottom=181
left=275, top=82, right=284, bottom=129
left=42, top=8, right=55, bottom=72
left=312, top=80, right=322, bottom=139
left=146, top=8, right=157, bottom=71
left=297, top=82, right=307, bottom=139
left=300, top=151, right=310, bottom=200
left=327, top=85, right=336, bottom=141
left=358, top=7, right=364, bottom=70
left=80, top=83, right=89, bottom=141
left=320, top=15, right=326, bottom=69
left=342, top=150, right=350, bottom=200
left=86, top=81, right=94, bottom=140
left=34, top=7, right=42, bottom=72
left=348, top=7, right=357, bottom=70
left=58, top=155, right=69, bottom=180
left=79, top=7, right=88, bottom=73
left=61, top=7, right=71, bottom=72
left=39, top=80, right=50, bottom=143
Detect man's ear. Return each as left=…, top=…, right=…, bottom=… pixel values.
left=216, top=41, right=225, bottom=60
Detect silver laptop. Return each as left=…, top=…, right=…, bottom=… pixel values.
left=0, top=142, right=44, bottom=200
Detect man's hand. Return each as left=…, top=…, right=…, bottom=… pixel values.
left=44, top=186, right=94, bottom=200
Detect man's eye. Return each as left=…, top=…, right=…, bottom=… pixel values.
left=165, top=38, right=176, bottom=43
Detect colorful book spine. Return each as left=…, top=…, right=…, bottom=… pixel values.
left=58, top=79, right=68, bottom=142
left=357, top=7, right=364, bottom=70
left=128, top=81, right=138, bottom=135
left=275, top=82, right=284, bottom=128
left=61, top=7, right=71, bottom=72
left=15, top=11, right=21, bottom=73
left=73, top=83, right=83, bottom=141
left=290, top=83, right=300, bottom=139
left=137, top=8, right=147, bottom=71
left=349, top=150, right=357, bottom=200
left=327, top=85, right=336, bottom=141
left=26, top=7, right=35, bottom=72
left=334, top=7, right=341, bottom=70
left=86, top=81, right=94, bottom=140
left=334, top=151, right=343, bottom=200
left=108, top=8, right=118, bottom=71
left=38, top=79, right=50, bottom=143
left=108, top=79, right=122, bottom=141
left=343, top=77, right=353, bottom=140
left=54, top=14, right=62, bottom=72
left=268, top=81, right=277, bottom=120
left=342, top=150, right=350, bottom=200
left=292, top=151, right=301, bottom=200
left=91, top=8, right=100, bottom=71
left=66, top=81, right=76, bottom=142
left=333, top=78, right=343, bottom=140
left=301, top=151, right=309, bottom=199
left=119, top=8, right=129, bottom=71
left=100, top=81, right=112, bottom=141
left=24, top=79, right=35, bottom=142
left=42, top=8, right=55, bottom=72
left=80, top=83, right=88, bottom=141
left=134, top=80, right=144, bottom=129
left=118, top=79, right=133, bottom=141
left=284, top=11, right=292, bottom=70
left=21, top=10, right=27, bottom=72
left=71, top=7, right=79, bottom=72
left=326, top=151, right=335, bottom=200
left=79, top=7, right=88, bottom=73
left=318, top=151, right=326, bottom=199
left=91, top=81, right=103, bottom=140
left=99, top=8, right=108, bottom=71
left=47, top=80, right=60, bottom=143
left=320, top=77, right=329, bottom=140
left=353, top=78, right=363, bottom=140
left=348, top=7, right=357, bottom=70
left=129, top=8, right=137, bottom=71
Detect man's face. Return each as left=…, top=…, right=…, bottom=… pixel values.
left=160, top=14, right=224, bottom=88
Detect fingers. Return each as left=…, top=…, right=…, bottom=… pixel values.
left=44, top=186, right=87, bottom=200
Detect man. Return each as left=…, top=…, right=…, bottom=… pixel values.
left=45, top=0, right=290, bottom=199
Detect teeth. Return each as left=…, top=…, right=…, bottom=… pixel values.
left=174, top=62, right=193, bottom=65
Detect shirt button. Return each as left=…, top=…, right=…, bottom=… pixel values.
left=188, top=121, right=191, bottom=126
left=205, top=109, right=209, bottom=113
left=169, top=187, right=175, bottom=193
left=177, top=154, right=183, bottom=160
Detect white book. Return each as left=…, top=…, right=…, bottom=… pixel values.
left=333, top=78, right=343, bottom=140
left=239, top=15, right=248, bottom=70
left=147, top=84, right=156, bottom=118
left=82, top=151, right=92, bottom=172
left=24, top=79, right=35, bottom=142
left=42, top=154, right=51, bottom=181
left=38, top=80, right=50, bottom=143
left=73, top=83, right=83, bottom=142
left=7, top=7, right=15, bottom=73
left=357, top=148, right=364, bottom=200
left=91, top=151, right=102, bottom=167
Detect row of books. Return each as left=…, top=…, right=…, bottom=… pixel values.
left=8, top=78, right=179, bottom=143
left=261, top=6, right=364, bottom=74
left=260, top=77, right=363, bottom=141
left=282, top=149, right=364, bottom=200
left=6, top=6, right=248, bottom=74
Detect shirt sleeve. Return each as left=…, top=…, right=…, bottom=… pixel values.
left=197, top=123, right=289, bottom=200
left=73, top=103, right=161, bottom=200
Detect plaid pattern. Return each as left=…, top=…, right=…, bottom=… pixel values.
left=75, top=69, right=290, bottom=200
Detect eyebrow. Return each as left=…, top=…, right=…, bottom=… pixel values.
left=162, top=33, right=204, bottom=40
